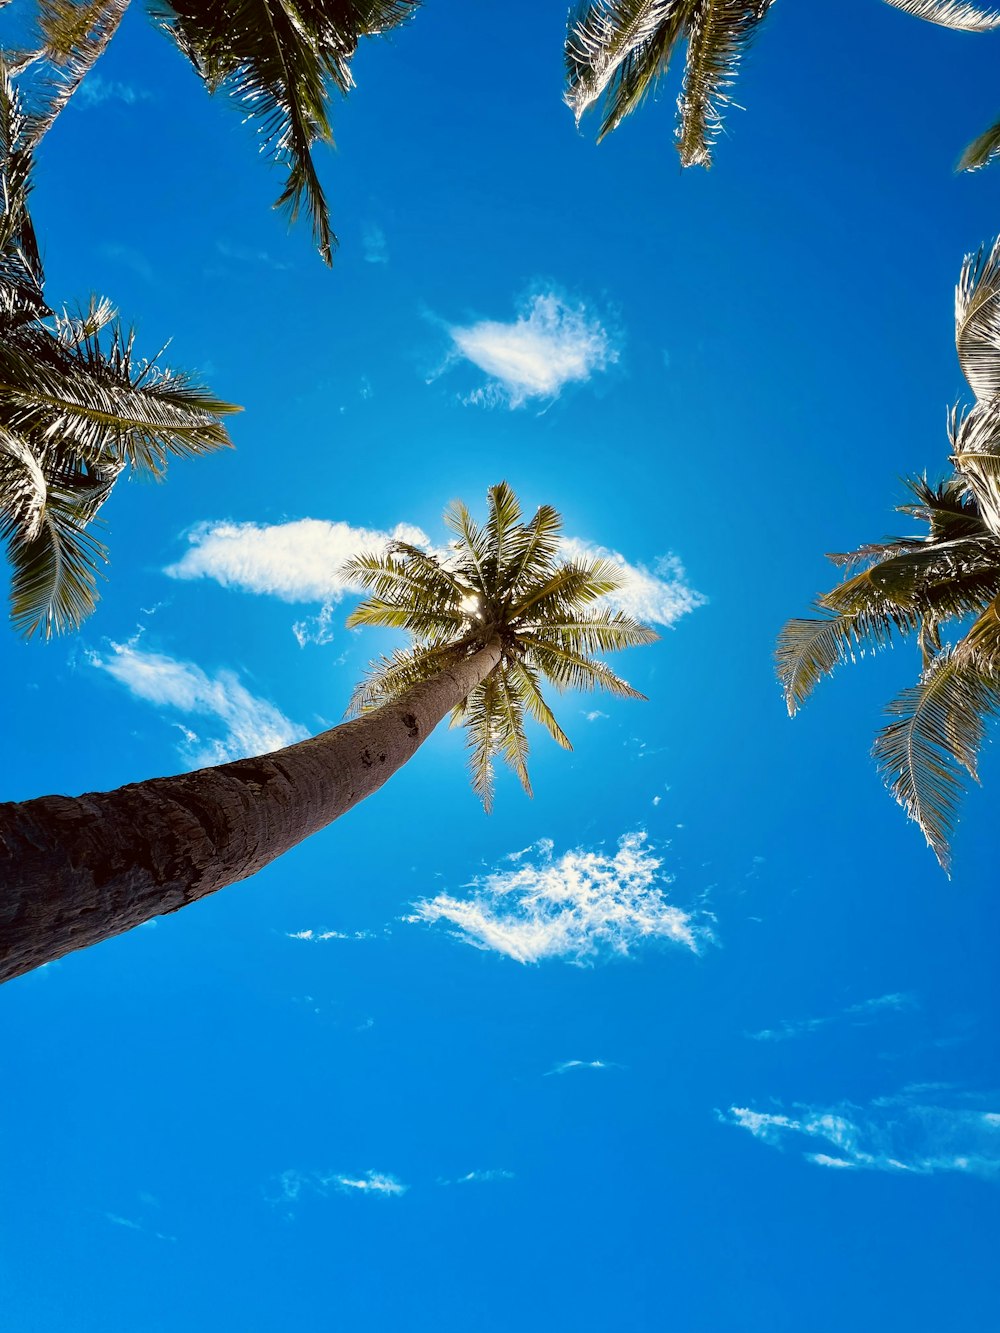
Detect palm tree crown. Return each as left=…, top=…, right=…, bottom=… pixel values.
left=777, top=236, right=1000, bottom=872
left=343, top=482, right=658, bottom=809
left=564, top=0, right=774, bottom=166
left=0, top=67, right=238, bottom=637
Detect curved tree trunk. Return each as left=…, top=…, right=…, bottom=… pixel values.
left=0, top=640, right=502, bottom=984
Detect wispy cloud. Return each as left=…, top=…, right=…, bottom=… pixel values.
left=441, top=292, right=618, bottom=407
left=269, top=1168, right=408, bottom=1205
left=75, top=75, right=151, bottom=108
left=104, top=1212, right=175, bottom=1241
left=285, top=928, right=373, bottom=942
left=723, top=1090, right=1000, bottom=1178
left=363, top=223, right=388, bottom=264
left=214, top=240, right=292, bottom=272
left=166, top=515, right=703, bottom=640
left=409, top=831, right=704, bottom=965
left=445, top=1169, right=515, bottom=1185
left=559, top=539, right=705, bottom=628
left=90, top=642, right=308, bottom=766
left=166, top=518, right=431, bottom=622
left=545, top=1059, right=613, bottom=1076
left=748, top=992, right=916, bottom=1043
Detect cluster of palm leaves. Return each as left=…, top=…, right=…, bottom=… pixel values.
left=564, top=0, right=774, bottom=166
left=0, top=67, right=236, bottom=637
left=5, top=0, right=418, bottom=262
left=342, top=482, right=658, bottom=809
left=777, top=237, right=1000, bottom=871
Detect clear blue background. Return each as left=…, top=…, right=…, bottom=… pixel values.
left=2, top=2, right=999, bottom=1329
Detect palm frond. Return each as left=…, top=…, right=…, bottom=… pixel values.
left=151, top=0, right=417, bottom=263
left=464, top=675, right=499, bottom=812
left=881, top=0, right=1000, bottom=30
left=873, top=647, right=1000, bottom=872
left=956, top=237, right=1000, bottom=402
left=776, top=609, right=896, bottom=715
left=676, top=0, right=773, bottom=169
left=3, top=466, right=112, bottom=637
left=0, top=422, right=47, bottom=541
left=512, top=559, right=624, bottom=622
left=564, top=0, right=684, bottom=125
left=507, top=658, right=573, bottom=749
left=492, top=666, right=532, bottom=797
left=20, top=0, right=131, bottom=150
left=958, top=114, right=1000, bottom=172
left=949, top=401, right=1000, bottom=536
left=530, top=607, right=659, bottom=654
left=347, top=640, right=471, bottom=715
left=594, top=1, right=690, bottom=140
left=522, top=635, right=646, bottom=699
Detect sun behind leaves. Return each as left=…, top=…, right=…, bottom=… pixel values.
left=343, top=482, right=658, bottom=810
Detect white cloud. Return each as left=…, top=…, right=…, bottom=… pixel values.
left=166, top=518, right=431, bottom=615
left=583, top=709, right=609, bottom=722
left=269, top=1168, right=407, bottom=1206
left=723, top=1092, right=1000, bottom=1178
left=75, top=75, right=151, bottom=108
left=90, top=643, right=308, bottom=766
left=285, top=928, right=373, bottom=942
left=409, top=831, right=704, bottom=965
left=363, top=224, right=388, bottom=264
left=444, top=293, right=617, bottom=407
left=545, top=1059, right=612, bottom=1076
left=748, top=992, right=916, bottom=1043
left=450, top=1169, right=514, bottom=1185
left=559, top=539, right=706, bottom=628
left=167, top=516, right=704, bottom=641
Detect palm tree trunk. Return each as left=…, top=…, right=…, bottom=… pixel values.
left=0, top=639, right=502, bottom=984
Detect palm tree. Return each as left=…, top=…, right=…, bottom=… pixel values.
left=777, top=236, right=1000, bottom=873
left=0, top=482, right=657, bottom=982
left=880, top=1, right=1000, bottom=171
left=0, top=67, right=238, bottom=637
left=564, top=0, right=775, bottom=166
left=7, top=0, right=419, bottom=262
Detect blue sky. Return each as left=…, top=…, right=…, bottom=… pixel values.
left=3, top=1, right=1000, bottom=1329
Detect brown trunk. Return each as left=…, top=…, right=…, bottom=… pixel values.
left=0, top=640, right=502, bottom=984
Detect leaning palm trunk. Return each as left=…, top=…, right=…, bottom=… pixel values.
left=0, top=640, right=502, bottom=984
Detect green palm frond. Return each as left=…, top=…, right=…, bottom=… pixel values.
left=492, top=666, right=532, bottom=797
left=564, top=0, right=685, bottom=128
left=676, top=0, right=773, bottom=168
left=3, top=464, right=113, bottom=637
left=506, top=658, right=573, bottom=749
left=958, top=114, right=1000, bottom=172
left=150, top=0, right=417, bottom=263
left=464, top=675, right=499, bottom=812
left=881, top=0, right=1000, bottom=31
left=956, top=237, right=1000, bottom=402
left=0, top=73, right=238, bottom=635
left=19, top=0, right=131, bottom=149
left=776, top=609, right=898, bottom=715
left=873, top=648, right=1000, bottom=872
left=346, top=482, right=655, bottom=808
left=347, top=640, right=473, bottom=715
left=520, top=634, right=646, bottom=699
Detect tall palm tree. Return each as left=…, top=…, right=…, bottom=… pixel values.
left=7, top=0, right=419, bottom=262
left=0, top=66, right=238, bottom=637
left=564, top=0, right=775, bottom=166
left=881, top=1, right=1000, bottom=171
left=777, top=236, right=1000, bottom=873
left=0, top=482, right=657, bottom=982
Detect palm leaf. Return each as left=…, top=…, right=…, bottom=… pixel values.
left=523, top=635, right=646, bottom=699
left=564, top=0, right=685, bottom=125
left=957, top=114, right=1000, bottom=172
left=873, top=647, right=1000, bottom=872
left=955, top=237, right=1000, bottom=402
left=20, top=0, right=132, bottom=150
left=594, top=1, right=690, bottom=140
left=676, top=0, right=773, bottom=169
left=507, top=658, right=573, bottom=749
left=881, top=0, right=1000, bottom=30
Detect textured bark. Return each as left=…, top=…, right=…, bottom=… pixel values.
left=0, top=641, right=502, bottom=983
